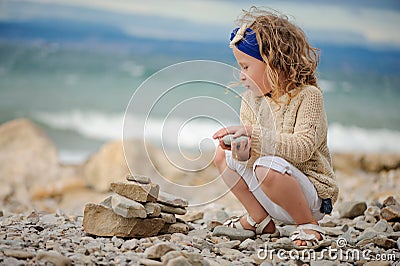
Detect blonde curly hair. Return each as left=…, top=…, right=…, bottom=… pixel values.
left=236, top=7, right=320, bottom=100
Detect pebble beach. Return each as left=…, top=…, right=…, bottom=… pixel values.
left=1, top=119, right=400, bottom=265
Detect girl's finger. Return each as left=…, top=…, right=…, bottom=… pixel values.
left=219, top=139, right=231, bottom=150
left=213, top=128, right=229, bottom=139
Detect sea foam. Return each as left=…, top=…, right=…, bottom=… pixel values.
left=34, top=110, right=400, bottom=154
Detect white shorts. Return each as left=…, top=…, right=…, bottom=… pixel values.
left=225, top=151, right=324, bottom=224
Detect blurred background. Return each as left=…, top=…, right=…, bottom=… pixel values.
left=1, top=0, right=400, bottom=164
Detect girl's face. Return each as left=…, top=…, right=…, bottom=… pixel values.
left=233, top=47, right=272, bottom=97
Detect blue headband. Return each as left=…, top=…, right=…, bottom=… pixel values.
left=230, top=26, right=263, bottom=62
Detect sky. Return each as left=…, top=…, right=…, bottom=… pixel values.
left=0, top=0, right=400, bottom=49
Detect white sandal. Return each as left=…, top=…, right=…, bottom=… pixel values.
left=223, top=214, right=278, bottom=235
left=290, top=223, right=325, bottom=249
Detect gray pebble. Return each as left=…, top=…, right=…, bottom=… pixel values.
left=166, top=256, right=191, bottom=266
left=373, top=220, right=388, bottom=232
left=221, top=134, right=249, bottom=149
left=3, top=248, right=35, bottom=259
left=214, top=240, right=241, bottom=249
left=239, top=238, right=257, bottom=251
left=36, top=250, right=72, bottom=266
left=212, top=225, right=255, bottom=241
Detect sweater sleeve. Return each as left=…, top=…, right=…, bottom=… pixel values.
left=251, top=88, right=326, bottom=164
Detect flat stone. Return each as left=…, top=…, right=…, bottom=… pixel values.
left=364, top=262, right=391, bottom=266
left=374, top=236, right=397, bottom=249
left=126, top=174, right=151, bottom=184
left=323, top=226, right=345, bottom=236
left=36, top=251, right=72, bottom=266
left=318, top=216, right=341, bottom=227
left=269, top=237, right=295, bottom=250
left=364, top=213, right=377, bottom=224
left=178, top=211, right=204, bottom=222
left=338, top=201, right=367, bottom=218
left=110, top=181, right=159, bottom=203
left=214, top=240, right=241, bottom=249
left=121, top=239, right=138, bottom=251
left=160, top=251, right=181, bottom=263
left=144, top=242, right=176, bottom=259
left=144, top=202, right=162, bottom=217
left=373, top=220, right=388, bottom=232
left=212, top=226, right=255, bottom=241
left=159, top=203, right=187, bottom=215
left=383, top=196, right=399, bottom=207
left=355, top=221, right=371, bottom=231
left=217, top=247, right=243, bottom=256
left=179, top=252, right=207, bottom=266
left=356, top=238, right=374, bottom=247
left=386, top=231, right=400, bottom=240
left=393, top=222, right=400, bottom=232
left=310, top=261, right=337, bottom=266
left=380, top=205, right=400, bottom=221
left=3, top=249, right=35, bottom=259
left=160, top=213, right=176, bottom=224
left=158, top=191, right=188, bottom=207
left=83, top=203, right=164, bottom=237
left=166, top=256, right=191, bottom=266
left=340, top=227, right=357, bottom=246
left=111, top=194, right=146, bottom=218
left=160, top=223, right=189, bottom=234
left=239, top=238, right=257, bottom=251
left=40, top=214, right=59, bottom=225
left=138, top=258, right=163, bottom=266
left=188, top=228, right=210, bottom=239
left=365, top=206, right=380, bottom=218
left=100, top=196, right=112, bottom=207
left=2, top=257, right=24, bottom=266
left=357, top=228, right=378, bottom=242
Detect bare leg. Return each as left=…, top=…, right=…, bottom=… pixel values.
left=255, top=166, right=321, bottom=246
left=214, top=148, right=275, bottom=233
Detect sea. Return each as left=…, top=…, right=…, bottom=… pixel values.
left=1, top=20, right=400, bottom=164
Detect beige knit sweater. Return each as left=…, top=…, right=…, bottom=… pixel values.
left=239, top=85, right=339, bottom=204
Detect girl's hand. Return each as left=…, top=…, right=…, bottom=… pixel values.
left=213, top=125, right=252, bottom=139
left=232, top=137, right=251, bottom=161
left=212, top=125, right=252, bottom=153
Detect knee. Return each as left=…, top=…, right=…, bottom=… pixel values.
left=213, top=147, right=226, bottom=169
left=254, top=166, right=281, bottom=188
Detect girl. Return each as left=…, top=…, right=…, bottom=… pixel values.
left=213, top=7, right=338, bottom=248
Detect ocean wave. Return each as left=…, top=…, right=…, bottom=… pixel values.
left=328, top=123, right=400, bottom=153
left=33, top=110, right=400, bottom=153
left=34, top=110, right=124, bottom=140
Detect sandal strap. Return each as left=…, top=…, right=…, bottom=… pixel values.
left=224, top=214, right=273, bottom=235
left=246, top=214, right=257, bottom=227
left=297, top=223, right=325, bottom=235
left=255, top=215, right=272, bottom=235
left=246, top=214, right=272, bottom=235
left=291, top=230, right=318, bottom=241
left=223, top=216, right=244, bottom=230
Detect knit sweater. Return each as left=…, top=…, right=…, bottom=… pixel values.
left=239, top=85, right=339, bottom=204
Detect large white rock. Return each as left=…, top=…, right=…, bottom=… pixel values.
left=82, top=140, right=129, bottom=192
left=0, top=119, right=60, bottom=211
